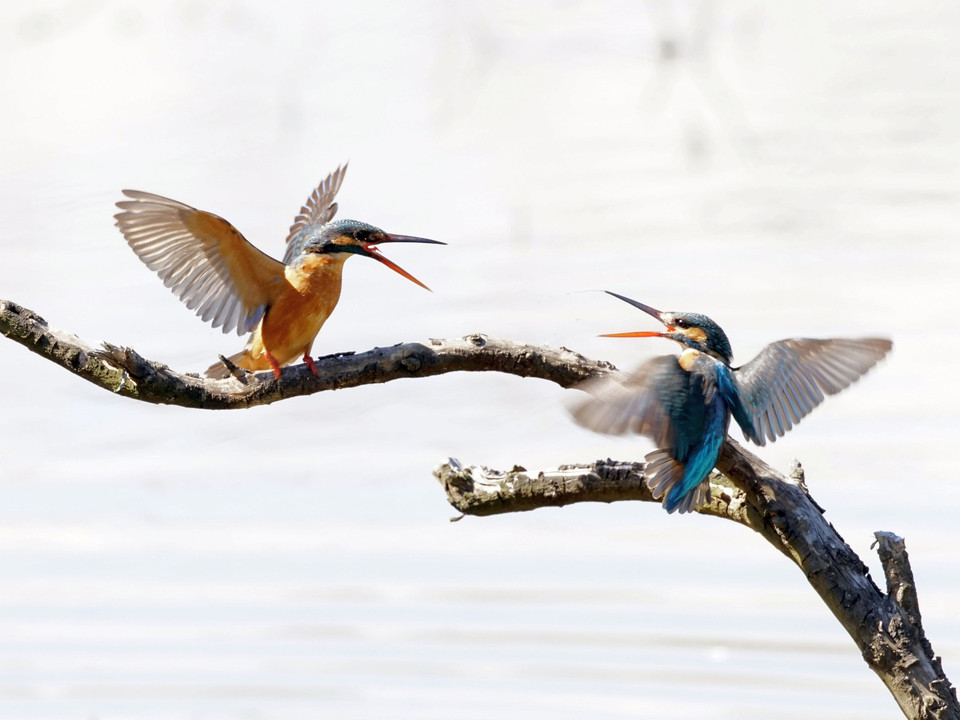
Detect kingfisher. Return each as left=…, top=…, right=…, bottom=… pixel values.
left=571, top=291, right=892, bottom=514
left=115, top=165, right=444, bottom=379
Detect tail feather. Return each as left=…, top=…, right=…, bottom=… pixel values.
left=643, top=449, right=711, bottom=514
left=205, top=351, right=247, bottom=379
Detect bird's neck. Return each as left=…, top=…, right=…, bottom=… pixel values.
left=677, top=348, right=700, bottom=372
left=285, top=253, right=348, bottom=291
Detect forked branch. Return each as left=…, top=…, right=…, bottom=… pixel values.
left=434, top=445, right=959, bottom=720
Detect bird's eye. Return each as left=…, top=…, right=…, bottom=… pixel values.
left=674, top=318, right=687, bottom=328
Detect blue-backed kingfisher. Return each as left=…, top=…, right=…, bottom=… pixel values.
left=115, top=165, right=444, bottom=378
left=571, top=291, right=892, bottom=513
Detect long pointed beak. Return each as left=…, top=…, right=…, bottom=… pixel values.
left=601, top=291, right=672, bottom=338
left=599, top=330, right=664, bottom=338
left=605, top=291, right=664, bottom=322
left=375, top=233, right=446, bottom=247
left=362, top=234, right=445, bottom=291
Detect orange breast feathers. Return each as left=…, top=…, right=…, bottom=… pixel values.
left=250, top=254, right=348, bottom=366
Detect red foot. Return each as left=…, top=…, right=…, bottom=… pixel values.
left=266, top=351, right=282, bottom=379
left=304, top=354, right=319, bottom=377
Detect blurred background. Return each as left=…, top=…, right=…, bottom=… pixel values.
left=1, top=1, right=958, bottom=718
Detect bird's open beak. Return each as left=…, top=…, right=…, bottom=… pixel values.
left=361, top=234, right=446, bottom=291
left=599, top=291, right=674, bottom=337
left=600, top=330, right=665, bottom=338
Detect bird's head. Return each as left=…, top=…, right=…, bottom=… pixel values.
left=599, top=291, right=733, bottom=363
left=301, top=219, right=445, bottom=290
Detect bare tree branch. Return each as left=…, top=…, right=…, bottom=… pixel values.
left=434, top=444, right=959, bottom=720
left=0, top=300, right=613, bottom=409
left=4, top=298, right=957, bottom=719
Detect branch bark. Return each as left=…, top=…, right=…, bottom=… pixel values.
left=434, top=446, right=959, bottom=720
left=3, top=299, right=956, bottom=718
left=0, top=299, right=613, bottom=408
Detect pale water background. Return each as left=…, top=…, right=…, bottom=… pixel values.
left=1, top=2, right=959, bottom=718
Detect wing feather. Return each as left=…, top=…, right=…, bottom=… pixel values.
left=569, top=355, right=709, bottom=458
left=779, top=375, right=807, bottom=422
left=733, top=338, right=891, bottom=445
left=116, top=190, right=285, bottom=335
left=283, top=164, right=348, bottom=264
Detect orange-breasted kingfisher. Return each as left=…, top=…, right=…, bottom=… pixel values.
left=115, top=165, right=444, bottom=379
left=571, top=291, right=892, bottom=514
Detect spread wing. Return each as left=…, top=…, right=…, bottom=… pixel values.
left=732, top=338, right=892, bottom=446
left=116, top=190, right=286, bottom=335
left=569, top=355, right=711, bottom=461
left=283, top=164, right=348, bottom=264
